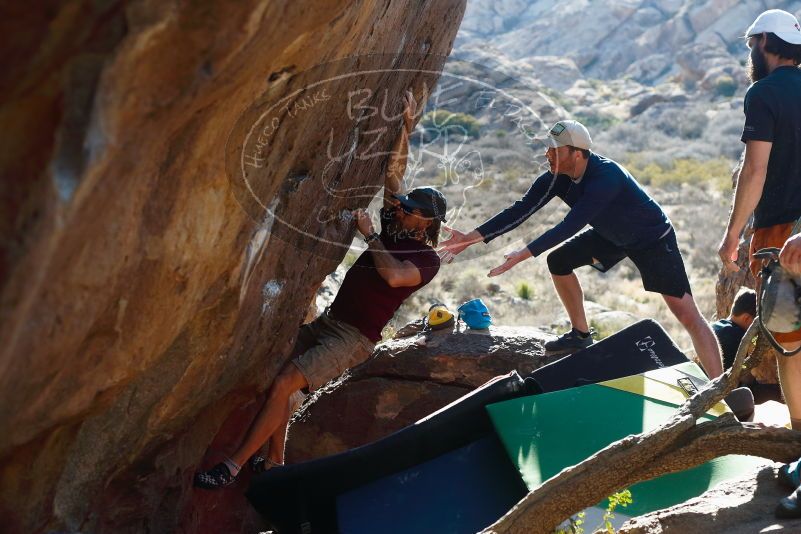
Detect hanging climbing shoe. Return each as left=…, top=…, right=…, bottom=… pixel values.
left=193, top=462, right=237, bottom=490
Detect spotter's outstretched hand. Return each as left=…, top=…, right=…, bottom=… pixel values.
left=488, top=248, right=533, bottom=277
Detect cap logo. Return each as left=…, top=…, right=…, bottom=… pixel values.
left=795, top=22, right=800, bottom=31
left=550, top=123, right=566, bottom=136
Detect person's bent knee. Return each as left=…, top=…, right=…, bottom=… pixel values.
left=547, top=249, right=575, bottom=276
left=270, top=364, right=306, bottom=399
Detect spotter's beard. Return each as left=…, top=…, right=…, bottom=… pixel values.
left=748, top=46, right=769, bottom=83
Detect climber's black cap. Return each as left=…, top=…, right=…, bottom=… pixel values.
left=393, top=187, right=447, bottom=222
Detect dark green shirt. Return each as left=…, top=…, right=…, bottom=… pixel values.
left=712, top=318, right=745, bottom=370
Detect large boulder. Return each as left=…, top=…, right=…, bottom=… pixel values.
left=619, top=464, right=800, bottom=533
left=285, top=325, right=553, bottom=462
left=0, top=1, right=466, bottom=532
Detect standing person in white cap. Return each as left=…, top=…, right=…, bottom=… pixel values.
left=440, top=120, right=723, bottom=378
left=718, top=6, right=801, bottom=419
left=714, top=8, right=801, bottom=518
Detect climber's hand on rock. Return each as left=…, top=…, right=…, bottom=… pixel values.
left=403, top=89, right=418, bottom=132
left=353, top=209, right=375, bottom=237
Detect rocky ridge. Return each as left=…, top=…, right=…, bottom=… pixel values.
left=450, top=1, right=801, bottom=164
left=459, top=0, right=801, bottom=87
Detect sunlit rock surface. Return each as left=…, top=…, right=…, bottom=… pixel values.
left=619, top=464, right=799, bottom=533
left=0, top=1, right=466, bottom=532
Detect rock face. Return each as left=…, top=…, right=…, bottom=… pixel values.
left=0, top=1, right=466, bottom=533
left=285, top=325, right=553, bottom=462
left=619, top=464, right=800, bottom=533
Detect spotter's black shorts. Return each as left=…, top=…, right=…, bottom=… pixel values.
left=546, top=228, right=692, bottom=299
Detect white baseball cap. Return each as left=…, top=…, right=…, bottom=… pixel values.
left=745, top=9, right=801, bottom=45
left=537, top=120, right=592, bottom=150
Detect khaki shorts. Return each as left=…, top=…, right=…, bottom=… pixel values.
left=750, top=222, right=801, bottom=343
left=291, top=312, right=376, bottom=392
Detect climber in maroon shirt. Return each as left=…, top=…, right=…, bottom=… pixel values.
left=195, top=91, right=445, bottom=489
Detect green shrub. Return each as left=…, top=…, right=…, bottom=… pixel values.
left=554, top=511, right=585, bottom=534
left=602, top=490, right=633, bottom=533
left=589, top=318, right=613, bottom=341
left=623, top=156, right=734, bottom=191
left=380, top=324, right=396, bottom=341
left=587, top=78, right=604, bottom=89
left=553, top=489, right=632, bottom=533
left=574, top=112, right=620, bottom=132
left=502, top=167, right=526, bottom=182
left=517, top=281, right=532, bottom=300
left=539, top=87, right=574, bottom=111
left=343, top=250, right=360, bottom=268
left=677, top=114, right=708, bottom=139
left=681, top=77, right=697, bottom=92
left=420, top=110, right=481, bottom=139
left=714, top=75, right=738, bottom=98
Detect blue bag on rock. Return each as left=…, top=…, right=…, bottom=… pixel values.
left=458, top=299, right=492, bottom=330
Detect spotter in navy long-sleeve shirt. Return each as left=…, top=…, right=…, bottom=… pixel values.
left=476, top=153, right=672, bottom=256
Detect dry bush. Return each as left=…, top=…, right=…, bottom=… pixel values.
left=595, top=102, right=744, bottom=164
